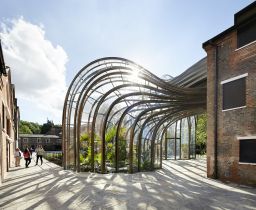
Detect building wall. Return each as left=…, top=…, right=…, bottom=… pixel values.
left=0, top=72, right=17, bottom=184
left=0, top=40, right=19, bottom=185
left=205, top=29, right=256, bottom=185
left=19, top=136, right=62, bottom=151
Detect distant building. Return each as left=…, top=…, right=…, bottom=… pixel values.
left=0, top=40, right=20, bottom=184
left=46, top=125, right=62, bottom=137
left=19, top=134, right=61, bottom=151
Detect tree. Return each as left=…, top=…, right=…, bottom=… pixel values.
left=19, top=124, right=33, bottom=134
left=41, top=120, right=54, bottom=134
left=196, top=114, right=207, bottom=154
left=19, top=120, right=41, bottom=134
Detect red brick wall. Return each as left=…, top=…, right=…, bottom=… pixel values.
left=204, top=31, right=256, bottom=185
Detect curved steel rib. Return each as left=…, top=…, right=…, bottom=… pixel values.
left=62, top=57, right=206, bottom=173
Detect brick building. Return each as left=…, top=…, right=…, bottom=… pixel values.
left=203, top=2, right=256, bottom=185
left=19, top=134, right=62, bottom=151
left=0, top=40, right=20, bottom=184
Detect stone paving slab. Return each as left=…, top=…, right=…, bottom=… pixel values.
left=0, top=156, right=255, bottom=210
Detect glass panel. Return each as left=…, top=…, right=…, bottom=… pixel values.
left=190, top=116, right=196, bottom=159
left=181, top=118, right=189, bottom=159
left=154, top=143, right=161, bottom=168
left=167, top=139, right=175, bottom=159
left=176, top=139, right=181, bottom=159
left=141, top=138, right=151, bottom=171
left=167, top=123, right=176, bottom=138
left=176, top=120, right=181, bottom=137
left=117, top=127, right=128, bottom=172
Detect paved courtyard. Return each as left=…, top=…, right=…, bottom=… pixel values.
left=0, top=156, right=255, bottom=210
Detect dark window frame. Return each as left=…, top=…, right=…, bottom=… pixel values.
left=238, top=137, right=256, bottom=164
left=237, top=16, right=256, bottom=49
left=221, top=74, right=247, bottom=111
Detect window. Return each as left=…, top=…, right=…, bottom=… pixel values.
left=237, top=17, right=256, bottom=48
left=221, top=74, right=247, bottom=111
left=6, top=118, right=10, bottom=136
left=37, top=138, right=41, bottom=143
left=46, top=139, right=50, bottom=143
left=23, top=138, right=28, bottom=143
left=2, top=103, right=4, bottom=129
left=238, top=138, right=256, bottom=164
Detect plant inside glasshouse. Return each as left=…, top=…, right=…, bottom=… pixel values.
left=79, top=125, right=128, bottom=172
left=105, top=126, right=127, bottom=170
left=80, top=132, right=101, bottom=171
left=141, top=150, right=151, bottom=170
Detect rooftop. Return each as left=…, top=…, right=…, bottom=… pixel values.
left=203, top=1, right=256, bottom=48
left=19, top=134, right=60, bottom=138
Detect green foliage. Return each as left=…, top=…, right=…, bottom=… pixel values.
left=44, top=152, right=62, bottom=166
left=196, top=114, right=207, bottom=154
left=142, top=160, right=151, bottom=170
left=85, top=146, right=92, bottom=164
left=19, top=120, right=61, bottom=136
left=95, top=152, right=102, bottom=165
left=19, top=124, right=33, bottom=134
left=181, top=144, right=188, bottom=159
left=105, top=126, right=116, bottom=165
left=80, top=126, right=128, bottom=170
left=80, top=133, right=90, bottom=145
left=141, top=150, right=151, bottom=170
left=41, top=120, right=54, bottom=134
left=106, top=142, right=114, bottom=161
left=80, top=133, right=92, bottom=165
left=19, top=120, right=41, bottom=134
left=105, top=126, right=127, bottom=167
left=105, top=126, right=117, bottom=143
left=80, top=153, right=85, bottom=163
left=80, top=132, right=102, bottom=167
left=118, top=139, right=127, bottom=165
left=117, top=127, right=127, bottom=167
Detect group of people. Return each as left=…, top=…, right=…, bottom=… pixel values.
left=15, top=145, right=45, bottom=168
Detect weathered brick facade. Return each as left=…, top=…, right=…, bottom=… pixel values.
left=203, top=2, right=256, bottom=185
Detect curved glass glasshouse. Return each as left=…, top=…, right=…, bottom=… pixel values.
left=62, top=57, right=207, bottom=173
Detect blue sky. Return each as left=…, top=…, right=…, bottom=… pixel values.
left=0, top=0, right=254, bottom=124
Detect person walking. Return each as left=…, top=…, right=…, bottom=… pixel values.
left=35, top=145, right=45, bottom=165
left=29, top=146, right=34, bottom=157
left=14, top=148, right=21, bottom=167
left=23, top=148, right=31, bottom=168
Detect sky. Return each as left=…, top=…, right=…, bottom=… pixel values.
left=0, top=0, right=254, bottom=124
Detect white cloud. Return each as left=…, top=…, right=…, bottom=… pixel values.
left=0, top=17, right=68, bottom=122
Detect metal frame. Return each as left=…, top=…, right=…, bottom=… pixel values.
left=62, top=57, right=206, bottom=173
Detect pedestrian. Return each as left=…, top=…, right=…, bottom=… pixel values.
left=23, top=148, right=31, bottom=168
left=29, top=146, right=34, bottom=158
left=14, top=148, right=21, bottom=167
left=35, top=145, right=45, bottom=165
